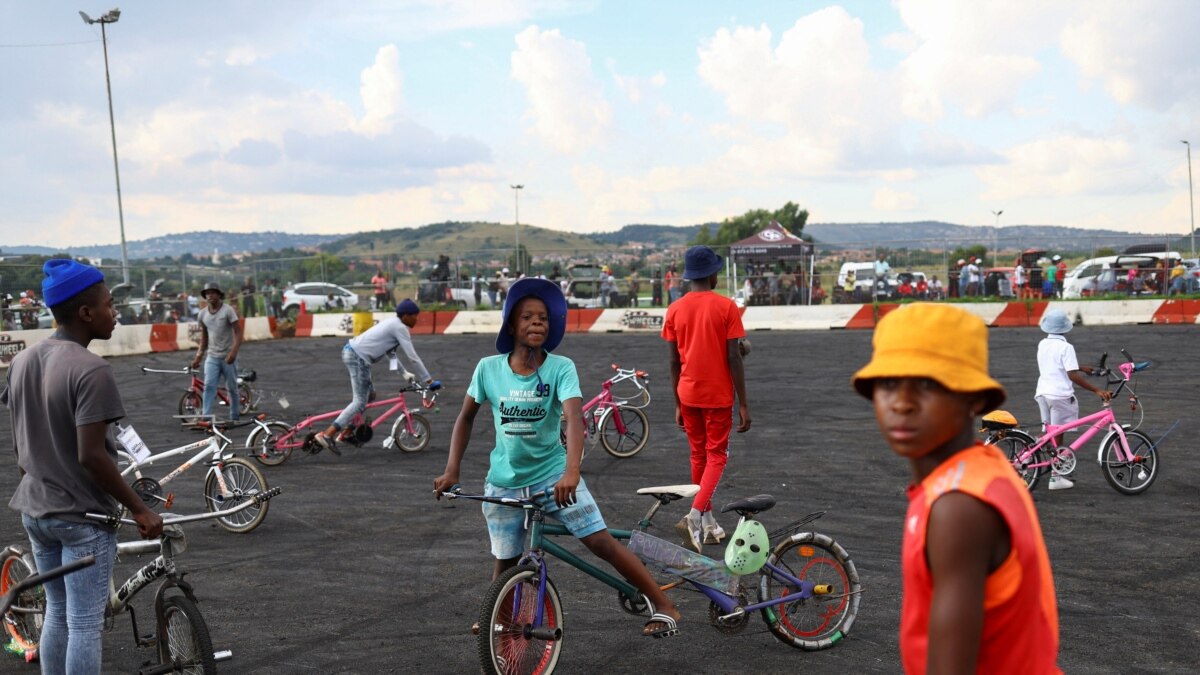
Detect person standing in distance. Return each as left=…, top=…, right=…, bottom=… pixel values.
left=191, top=281, right=243, bottom=422
left=314, top=299, right=436, bottom=453
left=4, top=259, right=163, bottom=674
left=662, top=246, right=751, bottom=552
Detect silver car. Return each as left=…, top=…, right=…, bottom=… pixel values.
left=282, top=282, right=360, bottom=317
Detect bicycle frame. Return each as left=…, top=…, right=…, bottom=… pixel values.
left=267, top=392, right=422, bottom=450
left=141, top=366, right=240, bottom=406
left=118, top=433, right=237, bottom=507
left=570, top=366, right=648, bottom=437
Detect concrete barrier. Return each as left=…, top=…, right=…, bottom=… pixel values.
left=1, top=300, right=1191, bottom=368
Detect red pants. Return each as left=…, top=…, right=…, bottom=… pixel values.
left=680, top=405, right=732, bottom=512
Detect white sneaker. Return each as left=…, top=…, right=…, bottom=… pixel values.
left=1048, top=475, right=1074, bottom=491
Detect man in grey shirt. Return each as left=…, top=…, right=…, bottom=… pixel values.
left=5, top=259, right=162, bottom=673
left=190, top=281, right=244, bottom=421
left=314, top=299, right=438, bottom=453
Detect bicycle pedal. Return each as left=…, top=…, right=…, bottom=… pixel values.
left=164, top=494, right=175, bottom=510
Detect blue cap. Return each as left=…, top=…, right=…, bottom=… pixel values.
left=42, top=259, right=105, bottom=307
left=682, top=245, right=723, bottom=280
left=396, top=298, right=420, bottom=316
left=497, top=278, right=567, bottom=354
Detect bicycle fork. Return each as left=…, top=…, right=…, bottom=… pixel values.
left=510, top=553, right=562, bottom=642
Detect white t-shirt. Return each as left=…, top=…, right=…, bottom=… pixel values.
left=1014, top=264, right=1026, bottom=286
left=1035, top=335, right=1079, bottom=399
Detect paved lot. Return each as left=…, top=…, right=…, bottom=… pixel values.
left=1, top=324, right=1197, bottom=674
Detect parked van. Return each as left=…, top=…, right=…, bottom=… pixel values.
left=1062, top=252, right=1180, bottom=299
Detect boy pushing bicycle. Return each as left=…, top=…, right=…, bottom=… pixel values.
left=433, top=278, right=682, bottom=639
left=852, top=303, right=1062, bottom=673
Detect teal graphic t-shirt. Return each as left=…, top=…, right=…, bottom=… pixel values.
left=468, top=352, right=582, bottom=489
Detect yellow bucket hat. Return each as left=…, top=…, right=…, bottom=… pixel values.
left=851, top=303, right=1006, bottom=413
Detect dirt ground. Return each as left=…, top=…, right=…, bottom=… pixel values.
left=1, top=323, right=1197, bottom=674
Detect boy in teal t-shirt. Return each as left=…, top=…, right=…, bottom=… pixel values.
left=434, top=278, right=682, bottom=639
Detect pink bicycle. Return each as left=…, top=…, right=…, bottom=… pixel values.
left=983, top=349, right=1160, bottom=495
left=243, top=381, right=441, bottom=465
left=562, top=364, right=651, bottom=459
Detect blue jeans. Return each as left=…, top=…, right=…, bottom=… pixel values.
left=202, top=355, right=239, bottom=421
left=22, top=514, right=117, bottom=675
left=333, top=345, right=373, bottom=430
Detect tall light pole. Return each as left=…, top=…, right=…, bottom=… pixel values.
left=991, top=209, right=1003, bottom=267
left=1184, top=141, right=1195, bottom=258
left=80, top=8, right=130, bottom=284
left=510, top=184, right=524, bottom=275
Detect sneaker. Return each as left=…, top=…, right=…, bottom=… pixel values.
left=702, top=523, right=726, bottom=545
left=674, top=515, right=702, bottom=553
left=313, top=432, right=341, bottom=456
left=1048, top=475, right=1073, bottom=491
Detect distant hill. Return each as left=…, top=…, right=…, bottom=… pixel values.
left=325, top=221, right=619, bottom=258
left=3, top=230, right=344, bottom=260
left=803, top=221, right=1181, bottom=252
left=589, top=224, right=707, bottom=248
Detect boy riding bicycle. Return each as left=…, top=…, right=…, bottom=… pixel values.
left=433, top=278, right=682, bottom=638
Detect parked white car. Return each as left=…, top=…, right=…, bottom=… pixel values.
left=282, top=282, right=360, bottom=317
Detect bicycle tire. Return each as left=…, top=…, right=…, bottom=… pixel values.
left=758, top=532, right=860, bottom=651
left=177, top=390, right=203, bottom=425
left=1100, top=429, right=1159, bottom=495
left=598, top=406, right=649, bottom=458
left=1, top=550, right=43, bottom=653
left=203, top=457, right=269, bottom=533
left=985, top=430, right=1045, bottom=491
left=391, top=413, right=432, bottom=453
left=238, top=383, right=253, bottom=415
left=478, top=564, right=563, bottom=675
left=158, top=595, right=217, bottom=674
left=246, top=421, right=295, bottom=466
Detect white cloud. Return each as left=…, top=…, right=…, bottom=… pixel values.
left=976, top=135, right=1158, bottom=201
left=1060, top=1, right=1200, bottom=110
left=356, top=45, right=406, bottom=136
left=873, top=187, right=919, bottom=211
left=511, top=26, right=612, bottom=153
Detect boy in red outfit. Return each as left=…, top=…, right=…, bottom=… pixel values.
left=661, top=246, right=751, bottom=552
left=852, top=303, right=1061, bottom=674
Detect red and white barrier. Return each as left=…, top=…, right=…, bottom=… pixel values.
left=3, top=299, right=1197, bottom=368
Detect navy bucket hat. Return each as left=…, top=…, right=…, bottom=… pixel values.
left=497, top=278, right=567, bottom=354
left=682, top=245, right=723, bottom=280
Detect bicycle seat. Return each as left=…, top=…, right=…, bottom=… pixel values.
left=636, top=484, right=700, bottom=504
left=720, top=495, right=776, bottom=516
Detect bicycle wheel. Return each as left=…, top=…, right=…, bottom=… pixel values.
left=391, top=413, right=431, bottom=453
left=203, top=457, right=269, bottom=533
left=758, top=532, right=860, bottom=651
left=478, top=564, right=563, bottom=675
left=246, top=421, right=295, bottom=466
left=986, top=430, right=1045, bottom=491
left=1100, top=429, right=1159, bottom=495
left=158, top=595, right=216, bottom=674
left=177, top=390, right=203, bottom=424
left=598, top=406, right=649, bottom=458
left=237, top=383, right=253, bottom=415
left=1, top=550, right=43, bottom=654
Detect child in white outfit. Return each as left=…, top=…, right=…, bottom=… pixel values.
left=1035, top=309, right=1113, bottom=489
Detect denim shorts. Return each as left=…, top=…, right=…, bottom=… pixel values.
left=483, top=473, right=607, bottom=560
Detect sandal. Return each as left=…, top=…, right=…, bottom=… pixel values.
left=643, top=612, right=680, bottom=639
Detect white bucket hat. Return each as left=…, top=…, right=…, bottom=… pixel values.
left=1039, top=308, right=1073, bottom=334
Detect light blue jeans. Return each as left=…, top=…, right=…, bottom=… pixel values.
left=22, top=514, right=117, bottom=675
left=333, top=345, right=373, bottom=430
left=202, top=355, right=239, bottom=421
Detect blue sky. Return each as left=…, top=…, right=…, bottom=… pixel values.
left=3, top=1, right=1198, bottom=247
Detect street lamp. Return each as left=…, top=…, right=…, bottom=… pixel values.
left=1184, top=141, right=1195, bottom=258
left=511, top=184, right=524, bottom=275
left=991, top=209, right=1003, bottom=267
left=80, top=7, right=130, bottom=285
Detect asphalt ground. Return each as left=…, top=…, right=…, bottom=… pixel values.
left=1, top=324, right=1197, bottom=674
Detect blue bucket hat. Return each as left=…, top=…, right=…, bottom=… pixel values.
left=497, top=278, right=567, bottom=354
left=42, top=259, right=105, bottom=307
left=1039, top=308, right=1073, bottom=335
left=396, top=298, right=420, bottom=316
left=682, top=245, right=723, bottom=280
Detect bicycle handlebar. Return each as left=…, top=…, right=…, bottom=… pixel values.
left=442, top=485, right=552, bottom=508
left=0, top=555, right=96, bottom=615
left=85, top=486, right=282, bottom=528
left=141, top=366, right=192, bottom=376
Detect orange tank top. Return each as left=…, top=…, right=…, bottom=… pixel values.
left=901, top=444, right=1061, bottom=674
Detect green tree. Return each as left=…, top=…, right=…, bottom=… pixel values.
left=289, top=252, right=347, bottom=283
left=691, top=202, right=809, bottom=246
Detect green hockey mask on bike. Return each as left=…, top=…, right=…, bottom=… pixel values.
left=724, top=518, right=769, bottom=575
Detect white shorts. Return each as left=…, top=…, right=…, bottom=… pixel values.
left=1035, top=394, right=1079, bottom=429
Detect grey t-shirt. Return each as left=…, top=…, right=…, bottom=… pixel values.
left=347, top=317, right=432, bottom=382
left=199, top=303, right=240, bottom=359
left=4, top=337, right=125, bottom=520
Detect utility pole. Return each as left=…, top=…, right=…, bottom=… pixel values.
left=511, top=184, right=524, bottom=274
